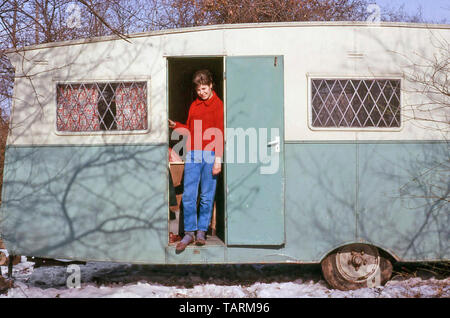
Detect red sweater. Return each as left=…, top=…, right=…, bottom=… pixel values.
left=173, top=91, right=224, bottom=158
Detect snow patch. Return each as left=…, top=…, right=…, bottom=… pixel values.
left=1, top=259, right=449, bottom=298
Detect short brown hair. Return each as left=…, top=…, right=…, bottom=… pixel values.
left=192, top=69, right=213, bottom=88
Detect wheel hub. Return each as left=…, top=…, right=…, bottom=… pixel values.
left=336, top=244, right=380, bottom=282
left=351, top=254, right=363, bottom=269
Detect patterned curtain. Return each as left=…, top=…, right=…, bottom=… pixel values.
left=57, top=84, right=100, bottom=131
left=115, top=83, right=147, bottom=131
left=57, top=82, right=147, bottom=132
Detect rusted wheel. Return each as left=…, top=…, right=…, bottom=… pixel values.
left=0, top=276, right=14, bottom=294
left=0, top=252, right=6, bottom=266
left=11, top=255, right=21, bottom=265
left=0, top=253, right=21, bottom=266
left=321, top=244, right=393, bottom=291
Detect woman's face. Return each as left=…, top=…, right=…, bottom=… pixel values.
left=196, top=84, right=213, bottom=100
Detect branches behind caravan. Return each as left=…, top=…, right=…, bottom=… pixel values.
left=401, top=32, right=450, bottom=135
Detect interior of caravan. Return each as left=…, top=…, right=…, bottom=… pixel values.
left=167, top=57, right=225, bottom=246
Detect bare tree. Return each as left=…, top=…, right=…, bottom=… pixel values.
left=380, top=3, right=424, bottom=23
left=157, top=0, right=371, bottom=27
left=401, top=33, right=449, bottom=137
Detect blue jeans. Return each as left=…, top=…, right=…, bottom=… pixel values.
left=182, top=150, right=217, bottom=232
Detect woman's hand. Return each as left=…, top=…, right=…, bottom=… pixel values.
left=168, top=119, right=176, bottom=129
left=212, top=157, right=222, bottom=175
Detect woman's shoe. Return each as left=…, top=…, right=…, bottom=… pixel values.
left=195, top=230, right=206, bottom=246
left=176, top=232, right=194, bottom=253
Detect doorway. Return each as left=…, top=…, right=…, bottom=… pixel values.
left=167, top=57, right=225, bottom=246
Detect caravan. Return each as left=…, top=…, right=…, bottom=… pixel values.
left=1, top=22, right=449, bottom=290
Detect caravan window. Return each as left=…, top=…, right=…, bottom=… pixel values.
left=310, top=79, right=401, bottom=128
left=56, top=82, right=147, bottom=132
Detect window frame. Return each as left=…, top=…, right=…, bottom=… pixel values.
left=307, top=74, right=404, bottom=132
left=53, top=78, right=151, bottom=136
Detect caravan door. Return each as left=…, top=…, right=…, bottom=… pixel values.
left=225, top=56, right=285, bottom=246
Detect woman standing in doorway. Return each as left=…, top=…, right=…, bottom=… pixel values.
left=168, top=69, right=224, bottom=253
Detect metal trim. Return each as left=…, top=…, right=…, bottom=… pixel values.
left=7, top=22, right=450, bottom=54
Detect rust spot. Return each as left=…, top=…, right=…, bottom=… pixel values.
left=193, top=250, right=200, bottom=255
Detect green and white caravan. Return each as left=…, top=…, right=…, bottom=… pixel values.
left=1, top=22, right=449, bottom=290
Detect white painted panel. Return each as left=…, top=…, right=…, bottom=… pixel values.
left=8, top=36, right=168, bottom=146
left=162, top=30, right=225, bottom=56
left=6, top=24, right=449, bottom=146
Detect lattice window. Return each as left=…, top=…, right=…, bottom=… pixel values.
left=56, top=82, right=148, bottom=132
left=311, top=79, right=401, bottom=128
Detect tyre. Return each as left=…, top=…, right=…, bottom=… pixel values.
left=321, top=243, right=393, bottom=290
left=0, top=252, right=20, bottom=266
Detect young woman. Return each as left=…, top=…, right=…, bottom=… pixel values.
left=168, top=69, right=224, bottom=252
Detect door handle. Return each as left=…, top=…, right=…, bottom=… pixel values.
left=267, top=136, right=280, bottom=153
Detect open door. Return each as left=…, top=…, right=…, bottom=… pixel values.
left=167, top=57, right=226, bottom=245
left=226, top=56, right=285, bottom=246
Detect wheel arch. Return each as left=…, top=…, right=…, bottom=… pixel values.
left=318, top=241, right=401, bottom=264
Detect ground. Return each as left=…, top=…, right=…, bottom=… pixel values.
left=1, top=253, right=449, bottom=298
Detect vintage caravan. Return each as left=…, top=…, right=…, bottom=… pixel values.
left=1, top=22, right=449, bottom=290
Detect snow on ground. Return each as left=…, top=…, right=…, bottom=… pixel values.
left=1, top=255, right=449, bottom=298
